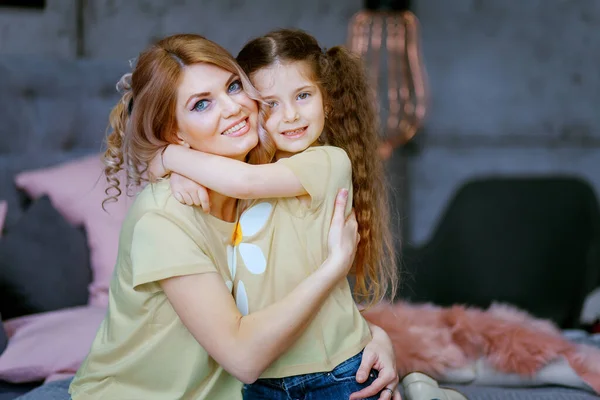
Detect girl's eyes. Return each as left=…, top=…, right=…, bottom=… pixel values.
left=297, top=92, right=310, bottom=100
left=192, top=100, right=210, bottom=112
left=228, top=80, right=243, bottom=93
left=267, top=92, right=310, bottom=108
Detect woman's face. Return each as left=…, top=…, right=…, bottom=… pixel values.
left=175, top=63, right=259, bottom=161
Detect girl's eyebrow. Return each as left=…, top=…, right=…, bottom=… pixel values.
left=260, top=92, right=277, bottom=101
left=295, top=85, right=314, bottom=92
left=261, top=85, right=315, bottom=100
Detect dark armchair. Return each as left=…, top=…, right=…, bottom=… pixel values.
left=399, top=176, right=600, bottom=329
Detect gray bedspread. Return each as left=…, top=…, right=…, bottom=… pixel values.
left=447, top=385, right=600, bottom=400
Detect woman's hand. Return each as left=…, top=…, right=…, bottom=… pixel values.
left=350, top=324, right=401, bottom=400
left=325, top=188, right=359, bottom=278
left=170, top=173, right=211, bottom=212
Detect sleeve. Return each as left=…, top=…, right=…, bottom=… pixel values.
left=130, top=212, right=218, bottom=292
left=276, top=146, right=352, bottom=210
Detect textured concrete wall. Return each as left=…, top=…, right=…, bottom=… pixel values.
left=0, top=0, right=76, bottom=57
left=417, top=0, right=600, bottom=142
left=82, top=0, right=362, bottom=59
left=402, top=0, right=600, bottom=243
left=0, top=0, right=361, bottom=58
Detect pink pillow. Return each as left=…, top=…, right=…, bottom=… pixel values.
left=0, top=200, right=6, bottom=237
left=15, top=154, right=136, bottom=306
left=0, top=306, right=106, bottom=383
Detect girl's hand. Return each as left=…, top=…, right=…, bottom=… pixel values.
left=325, top=188, right=359, bottom=278
left=350, top=324, right=401, bottom=400
left=170, top=173, right=211, bottom=212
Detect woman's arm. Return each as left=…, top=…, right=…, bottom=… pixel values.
left=160, top=189, right=358, bottom=383
left=161, top=144, right=306, bottom=200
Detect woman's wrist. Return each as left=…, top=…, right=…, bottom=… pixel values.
left=319, top=255, right=349, bottom=283
left=368, top=323, right=389, bottom=343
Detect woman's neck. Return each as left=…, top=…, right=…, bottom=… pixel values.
left=208, top=191, right=238, bottom=222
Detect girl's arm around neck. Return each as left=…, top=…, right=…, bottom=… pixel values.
left=163, top=145, right=306, bottom=200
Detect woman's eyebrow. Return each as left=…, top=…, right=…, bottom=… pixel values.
left=225, top=73, right=238, bottom=86
left=186, top=91, right=211, bottom=108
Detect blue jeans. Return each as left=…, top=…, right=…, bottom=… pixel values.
left=243, top=350, right=380, bottom=400
left=14, top=378, right=72, bottom=400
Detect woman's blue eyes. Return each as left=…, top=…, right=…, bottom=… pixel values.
left=191, top=80, right=242, bottom=112
left=193, top=100, right=209, bottom=112
left=228, top=80, right=242, bottom=93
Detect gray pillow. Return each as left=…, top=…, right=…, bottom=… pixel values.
left=0, top=196, right=92, bottom=319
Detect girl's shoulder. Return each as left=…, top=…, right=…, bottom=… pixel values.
left=296, top=146, right=352, bottom=183
left=296, top=145, right=350, bottom=164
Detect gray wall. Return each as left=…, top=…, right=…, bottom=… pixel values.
left=0, top=1, right=76, bottom=57
left=0, top=0, right=362, bottom=58
left=408, top=0, right=600, bottom=243
left=1, top=0, right=598, bottom=244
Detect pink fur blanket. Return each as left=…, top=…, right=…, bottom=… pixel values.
left=363, top=302, right=600, bottom=393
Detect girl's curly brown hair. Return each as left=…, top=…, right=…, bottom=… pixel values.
left=237, top=29, right=399, bottom=306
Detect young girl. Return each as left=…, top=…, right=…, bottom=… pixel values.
left=157, top=29, right=399, bottom=399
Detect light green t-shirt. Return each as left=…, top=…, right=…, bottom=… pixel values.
left=69, top=180, right=242, bottom=400
left=230, top=145, right=372, bottom=378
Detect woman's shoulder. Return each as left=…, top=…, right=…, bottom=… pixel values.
left=122, top=180, right=223, bottom=250
left=129, top=180, right=170, bottom=212
left=127, top=179, right=197, bottom=223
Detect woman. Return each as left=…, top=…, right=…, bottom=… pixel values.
left=17, top=34, right=400, bottom=400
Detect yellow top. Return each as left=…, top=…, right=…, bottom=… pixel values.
left=69, top=180, right=242, bottom=400
left=231, top=145, right=371, bottom=378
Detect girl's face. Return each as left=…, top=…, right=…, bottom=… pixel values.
left=175, top=63, right=259, bottom=161
left=252, top=61, right=325, bottom=158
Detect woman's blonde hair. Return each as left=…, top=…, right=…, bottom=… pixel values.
left=103, top=33, right=263, bottom=206
left=237, top=29, right=399, bottom=306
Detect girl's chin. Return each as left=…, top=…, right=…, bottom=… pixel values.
left=276, top=140, right=312, bottom=154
